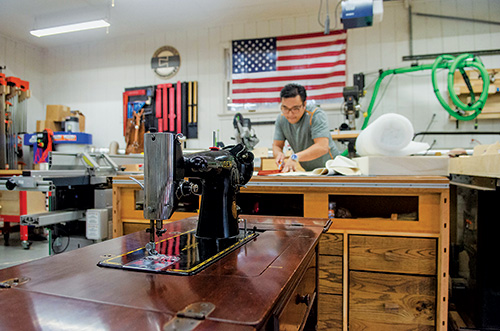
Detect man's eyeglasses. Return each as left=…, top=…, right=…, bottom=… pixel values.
left=281, top=104, right=303, bottom=114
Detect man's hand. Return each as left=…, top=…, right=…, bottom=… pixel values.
left=282, top=158, right=299, bottom=172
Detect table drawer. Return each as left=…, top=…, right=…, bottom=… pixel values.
left=319, top=255, right=342, bottom=295
left=349, top=271, right=436, bottom=329
left=277, top=254, right=316, bottom=330
left=349, top=235, right=436, bottom=275
left=319, top=233, right=343, bottom=256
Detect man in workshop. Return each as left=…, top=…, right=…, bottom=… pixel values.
left=273, top=83, right=339, bottom=172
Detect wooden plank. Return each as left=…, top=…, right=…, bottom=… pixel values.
left=318, top=293, right=342, bottom=331
left=319, top=255, right=342, bottom=295
left=349, top=271, right=436, bottom=328
left=112, top=185, right=123, bottom=238
left=349, top=235, right=437, bottom=275
left=449, top=154, right=500, bottom=178
left=319, top=233, right=343, bottom=256
left=0, top=191, right=21, bottom=215
left=26, top=191, right=47, bottom=214
left=437, top=190, right=450, bottom=331
left=123, top=222, right=149, bottom=235
left=304, top=192, right=328, bottom=218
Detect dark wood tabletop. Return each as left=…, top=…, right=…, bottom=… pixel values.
left=0, top=215, right=328, bottom=330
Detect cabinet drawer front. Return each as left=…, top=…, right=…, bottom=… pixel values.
left=319, top=233, right=343, bottom=256
left=318, top=293, right=342, bottom=331
left=349, top=235, right=436, bottom=275
left=319, top=255, right=342, bottom=295
left=349, top=271, right=436, bottom=329
left=278, top=255, right=317, bottom=330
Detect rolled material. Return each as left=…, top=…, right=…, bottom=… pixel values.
left=356, top=113, right=429, bottom=156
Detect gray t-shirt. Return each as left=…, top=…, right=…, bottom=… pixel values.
left=274, top=105, right=339, bottom=171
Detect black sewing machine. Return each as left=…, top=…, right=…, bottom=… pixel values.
left=99, top=132, right=256, bottom=275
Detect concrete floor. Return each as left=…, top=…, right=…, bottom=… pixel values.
left=0, top=231, right=50, bottom=270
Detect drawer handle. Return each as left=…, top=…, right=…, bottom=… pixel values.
left=384, top=302, right=399, bottom=312
left=296, top=293, right=311, bottom=306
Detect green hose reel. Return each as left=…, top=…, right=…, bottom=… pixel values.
left=432, top=53, right=490, bottom=121
left=361, top=53, right=490, bottom=130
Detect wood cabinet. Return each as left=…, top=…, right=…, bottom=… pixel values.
left=242, top=176, right=449, bottom=331
left=112, top=175, right=449, bottom=330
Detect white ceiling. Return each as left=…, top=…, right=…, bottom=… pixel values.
left=0, top=0, right=325, bottom=48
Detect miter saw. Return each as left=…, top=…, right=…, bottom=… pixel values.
left=233, top=113, right=259, bottom=150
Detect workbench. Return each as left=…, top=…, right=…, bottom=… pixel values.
left=0, top=215, right=327, bottom=330
left=112, top=175, right=450, bottom=330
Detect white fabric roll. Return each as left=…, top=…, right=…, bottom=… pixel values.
left=355, top=113, right=429, bottom=156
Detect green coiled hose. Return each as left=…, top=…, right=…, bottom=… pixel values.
left=361, top=53, right=490, bottom=129
left=341, top=53, right=490, bottom=156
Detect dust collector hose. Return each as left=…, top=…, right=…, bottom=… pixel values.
left=342, top=53, right=490, bottom=156
left=361, top=53, right=490, bottom=128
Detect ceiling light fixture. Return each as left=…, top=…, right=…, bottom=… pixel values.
left=30, top=19, right=110, bottom=37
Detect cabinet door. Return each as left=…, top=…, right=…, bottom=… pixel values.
left=349, top=271, right=436, bottom=330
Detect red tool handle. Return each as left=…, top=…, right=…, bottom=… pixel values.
left=163, top=86, right=168, bottom=132
left=169, top=87, right=175, bottom=132
left=156, top=88, right=162, bottom=118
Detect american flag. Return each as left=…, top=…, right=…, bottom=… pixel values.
left=231, top=30, right=347, bottom=104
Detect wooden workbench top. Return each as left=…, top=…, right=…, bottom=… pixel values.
left=115, top=174, right=449, bottom=184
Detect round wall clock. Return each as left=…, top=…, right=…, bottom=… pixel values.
left=151, top=46, right=181, bottom=79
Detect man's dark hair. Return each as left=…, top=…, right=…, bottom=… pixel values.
left=280, top=83, right=307, bottom=103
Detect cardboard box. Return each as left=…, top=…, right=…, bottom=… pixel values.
left=36, top=119, right=62, bottom=132
left=43, top=105, right=86, bottom=132
left=36, top=120, right=46, bottom=132
left=70, top=110, right=85, bottom=132
left=46, top=105, right=71, bottom=122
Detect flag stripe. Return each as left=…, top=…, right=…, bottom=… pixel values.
left=233, top=71, right=345, bottom=84
left=233, top=88, right=344, bottom=101
left=279, top=49, right=346, bottom=61
left=233, top=93, right=343, bottom=104
left=277, top=59, right=346, bottom=71
left=277, top=39, right=346, bottom=51
left=233, top=76, right=345, bottom=89
left=232, top=81, right=346, bottom=94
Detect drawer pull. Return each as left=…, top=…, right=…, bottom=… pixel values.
left=384, top=302, right=399, bottom=312
left=295, top=293, right=311, bottom=306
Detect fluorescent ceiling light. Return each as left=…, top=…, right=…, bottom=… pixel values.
left=30, top=19, right=110, bottom=37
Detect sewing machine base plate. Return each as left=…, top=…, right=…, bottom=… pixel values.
left=97, top=229, right=258, bottom=275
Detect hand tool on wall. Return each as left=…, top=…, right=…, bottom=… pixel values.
left=168, top=86, right=175, bottom=132
left=187, top=81, right=198, bottom=138
left=181, top=82, right=188, bottom=135
left=155, top=86, right=163, bottom=132
left=161, top=84, right=171, bottom=132
left=125, top=108, right=145, bottom=154
left=1, top=71, right=30, bottom=170
left=176, top=81, right=181, bottom=134
left=122, top=89, right=146, bottom=136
